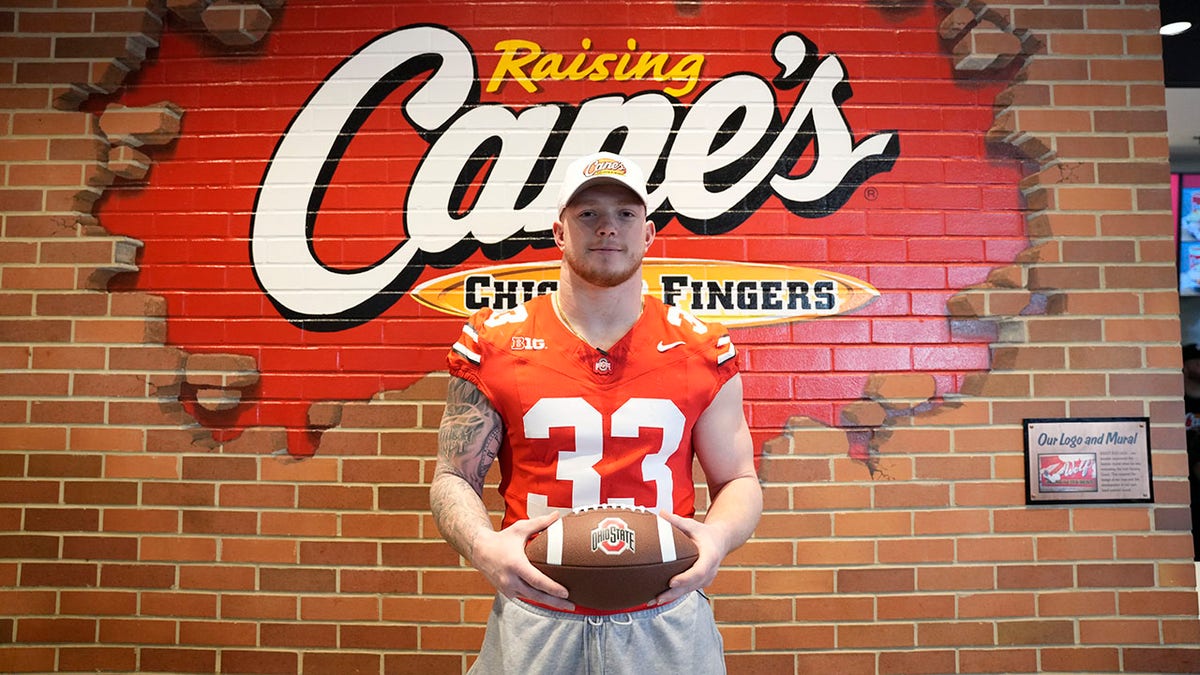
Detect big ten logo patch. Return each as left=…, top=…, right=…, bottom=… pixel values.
left=510, top=336, right=545, bottom=351
left=98, top=1, right=1027, bottom=456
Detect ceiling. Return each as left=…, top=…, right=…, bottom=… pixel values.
left=1161, top=0, right=1200, bottom=163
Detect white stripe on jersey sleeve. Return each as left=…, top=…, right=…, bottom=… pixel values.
left=452, top=341, right=481, bottom=364
left=716, top=335, right=736, bottom=365
left=452, top=323, right=482, bottom=364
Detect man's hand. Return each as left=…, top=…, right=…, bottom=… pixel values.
left=470, top=511, right=575, bottom=611
left=432, top=377, right=574, bottom=608
left=652, top=374, right=763, bottom=607
left=652, top=512, right=727, bottom=607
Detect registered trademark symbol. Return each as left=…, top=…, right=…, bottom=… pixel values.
left=864, top=187, right=878, bottom=201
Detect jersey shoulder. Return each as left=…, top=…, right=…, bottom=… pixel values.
left=447, top=295, right=553, bottom=372
left=642, top=295, right=738, bottom=369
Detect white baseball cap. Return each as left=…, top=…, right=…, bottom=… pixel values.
left=556, top=152, right=649, bottom=217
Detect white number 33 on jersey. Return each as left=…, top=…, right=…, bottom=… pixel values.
left=523, top=397, right=685, bottom=515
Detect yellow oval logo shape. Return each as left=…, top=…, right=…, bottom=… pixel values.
left=411, top=258, right=879, bottom=328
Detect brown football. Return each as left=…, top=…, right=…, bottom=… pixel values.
left=524, top=505, right=699, bottom=611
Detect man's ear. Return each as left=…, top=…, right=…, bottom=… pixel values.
left=553, top=220, right=566, bottom=249
left=643, top=219, right=655, bottom=250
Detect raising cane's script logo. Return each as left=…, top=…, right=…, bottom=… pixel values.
left=250, top=25, right=898, bottom=329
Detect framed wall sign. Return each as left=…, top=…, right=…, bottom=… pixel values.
left=1022, top=417, right=1153, bottom=505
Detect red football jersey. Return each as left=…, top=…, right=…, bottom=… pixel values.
left=447, top=293, right=738, bottom=527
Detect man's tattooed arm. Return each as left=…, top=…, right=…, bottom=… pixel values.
left=429, top=375, right=572, bottom=606
left=430, top=376, right=504, bottom=561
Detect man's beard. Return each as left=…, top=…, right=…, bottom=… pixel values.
left=562, top=246, right=642, bottom=288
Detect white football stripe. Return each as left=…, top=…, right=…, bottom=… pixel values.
left=657, top=515, right=676, bottom=563
left=546, top=518, right=563, bottom=566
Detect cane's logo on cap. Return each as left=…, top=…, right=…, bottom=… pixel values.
left=583, top=158, right=628, bottom=179
left=556, top=152, right=649, bottom=216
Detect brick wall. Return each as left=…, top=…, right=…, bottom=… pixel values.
left=2, top=1, right=1199, bottom=674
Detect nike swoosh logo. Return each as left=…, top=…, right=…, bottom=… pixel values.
left=656, top=341, right=685, bottom=352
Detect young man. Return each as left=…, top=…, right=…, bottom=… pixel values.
left=430, top=152, right=762, bottom=674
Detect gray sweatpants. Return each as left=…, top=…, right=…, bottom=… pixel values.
left=468, top=592, right=726, bottom=675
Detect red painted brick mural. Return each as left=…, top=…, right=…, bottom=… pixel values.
left=96, top=1, right=1025, bottom=458
left=2, top=0, right=1198, bottom=673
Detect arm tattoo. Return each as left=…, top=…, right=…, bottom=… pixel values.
left=436, top=376, right=503, bottom=495
left=430, top=376, right=504, bottom=560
